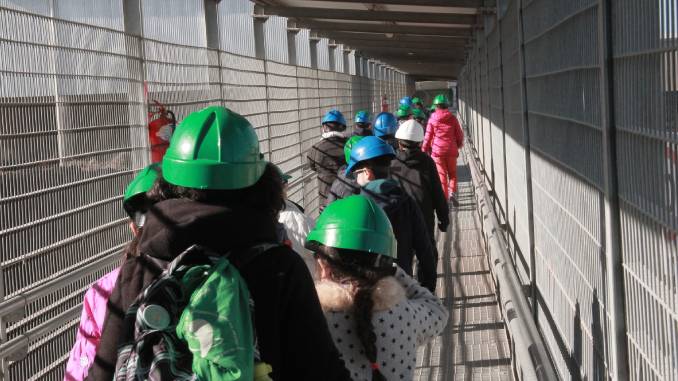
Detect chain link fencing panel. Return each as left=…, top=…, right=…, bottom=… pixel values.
left=0, top=3, right=408, bottom=378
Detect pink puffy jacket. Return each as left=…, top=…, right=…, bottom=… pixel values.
left=64, top=268, right=120, bottom=381
left=422, top=109, right=464, bottom=157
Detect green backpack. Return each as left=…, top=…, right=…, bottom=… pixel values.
left=115, top=244, right=277, bottom=381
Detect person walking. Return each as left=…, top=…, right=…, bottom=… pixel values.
left=422, top=94, right=464, bottom=206
left=345, top=136, right=437, bottom=292
left=308, top=109, right=349, bottom=211
left=391, top=120, right=449, bottom=275
left=86, top=106, right=351, bottom=381
left=64, top=164, right=160, bottom=381
left=306, top=195, right=449, bottom=381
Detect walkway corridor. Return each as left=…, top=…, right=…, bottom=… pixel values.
left=416, top=154, right=512, bottom=381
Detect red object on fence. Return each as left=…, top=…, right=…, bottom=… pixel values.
left=148, top=101, right=176, bottom=163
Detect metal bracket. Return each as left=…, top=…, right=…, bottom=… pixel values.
left=252, top=4, right=269, bottom=21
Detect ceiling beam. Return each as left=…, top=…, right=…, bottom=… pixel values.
left=297, top=20, right=473, bottom=37
left=304, top=0, right=484, bottom=7
left=316, top=31, right=468, bottom=43
left=358, top=46, right=466, bottom=57
left=330, top=38, right=467, bottom=51
left=265, top=6, right=477, bottom=24
left=365, top=52, right=466, bottom=64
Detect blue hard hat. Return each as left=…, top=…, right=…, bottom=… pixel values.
left=346, top=136, right=396, bottom=175
left=355, top=110, right=371, bottom=124
left=322, top=109, right=347, bottom=127
left=373, top=112, right=398, bottom=138
left=399, top=96, right=413, bottom=107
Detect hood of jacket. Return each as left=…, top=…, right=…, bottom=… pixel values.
left=138, top=198, right=279, bottom=261
left=430, top=109, right=455, bottom=125
left=360, top=178, right=408, bottom=212
left=395, top=149, right=428, bottom=167
left=315, top=276, right=406, bottom=312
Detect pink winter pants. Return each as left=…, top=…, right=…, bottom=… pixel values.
left=433, top=155, right=458, bottom=198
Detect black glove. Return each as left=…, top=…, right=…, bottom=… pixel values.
left=438, top=219, right=449, bottom=232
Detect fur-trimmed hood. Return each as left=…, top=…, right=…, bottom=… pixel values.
left=315, top=276, right=406, bottom=312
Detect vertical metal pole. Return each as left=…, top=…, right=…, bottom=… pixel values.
left=123, top=0, right=148, bottom=167
left=287, top=22, right=299, bottom=66
left=204, top=0, right=222, bottom=106
left=328, top=42, right=336, bottom=72
left=517, top=0, right=538, bottom=315
left=484, top=24, right=495, bottom=204
left=309, top=34, right=319, bottom=70
left=253, top=8, right=271, bottom=161
left=497, top=10, right=510, bottom=224
left=598, top=0, right=629, bottom=379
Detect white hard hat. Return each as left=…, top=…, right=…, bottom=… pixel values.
left=395, top=119, right=424, bottom=142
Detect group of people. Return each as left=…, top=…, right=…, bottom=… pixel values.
left=64, top=93, right=463, bottom=381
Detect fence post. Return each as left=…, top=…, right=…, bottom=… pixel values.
left=598, top=0, right=629, bottom=379
left=204, top=0, right=223, bottom=107
left=252, top=7, right=272, bottom=161
left=517, top=0, right=538, bottom=315
left=484, top=26, right=495, bottom=205
left=497, top=10, right=509, bottom=224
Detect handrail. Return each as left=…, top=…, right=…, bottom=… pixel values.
left=464, top=142, right=558, bottom=381
left=0, top=246, right=123, bottom=323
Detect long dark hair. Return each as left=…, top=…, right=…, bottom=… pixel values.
left=147, top=162, right=285, bottom=219
left=315, top=245, right=395, bottom=381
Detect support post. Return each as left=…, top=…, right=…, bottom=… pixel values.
left=309, top=33, right=320, bottom=70
left=343, top=48, right=351, bottom=75
left=204, top=0, right=222, bottom=105
left=328, top=41, right=337, bottom=72
left=122, top=0, right=148, bottom=169
left=497, top=9, right=509, bottom=226
left=517, top=0, right=538, bottom=316
left=287, top=20, right=299, bottom=66
left=598, top=0, right=629, bottom=379
left=253, top=6, right=268, bottom=60
left=252, top=6, right=271, bottom=160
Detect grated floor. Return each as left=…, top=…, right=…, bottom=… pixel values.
left=415, top=155, right=512, bottom=381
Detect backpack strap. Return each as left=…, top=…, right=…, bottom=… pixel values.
left=228, top=243, right=282, bottom=269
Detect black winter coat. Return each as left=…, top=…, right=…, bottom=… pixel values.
left=86, top=199, right=350, bottom=381
left=391, top=149, right=449, bottom=238
left=361, top=179, right=437, bottom=292
left=328, top=165, right=361, bottom=204
left=307, top=135, right=348, bottom=211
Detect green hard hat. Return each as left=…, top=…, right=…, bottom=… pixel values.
left=123, top=163, right=160, bottom=225
left=411, top=97, right=422, bottom=105
left=433, top=94, right=449, bottom=106
left=396, top=106, right=411, bottom=118
left=306, top=195, right=397, bottom=258
left=344, top=135, right=365, bottom=164
left=162, top=106, right=266, bottom=190
left=429, top=104, right=436, bottom=111
left=124, top=163, right=160, bottom=203
left=412, top=108, right=426, bottom=120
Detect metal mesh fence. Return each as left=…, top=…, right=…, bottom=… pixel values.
left=460, top=0, right=678, bottom=380
left=0, top=3, right=408, bottom=378
left=613, top=1, right=678, bottom=379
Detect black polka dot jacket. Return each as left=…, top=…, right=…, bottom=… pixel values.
left=316, top=268, right=449, bottom=380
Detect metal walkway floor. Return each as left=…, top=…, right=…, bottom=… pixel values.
left=415, top=155, right=512, bottom=381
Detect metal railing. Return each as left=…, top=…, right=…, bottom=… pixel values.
left=464, top=140, right=557, bottom=381
left=0, top=2, right=408, bottom=379
left=459, top=0, right=678, bottom=380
